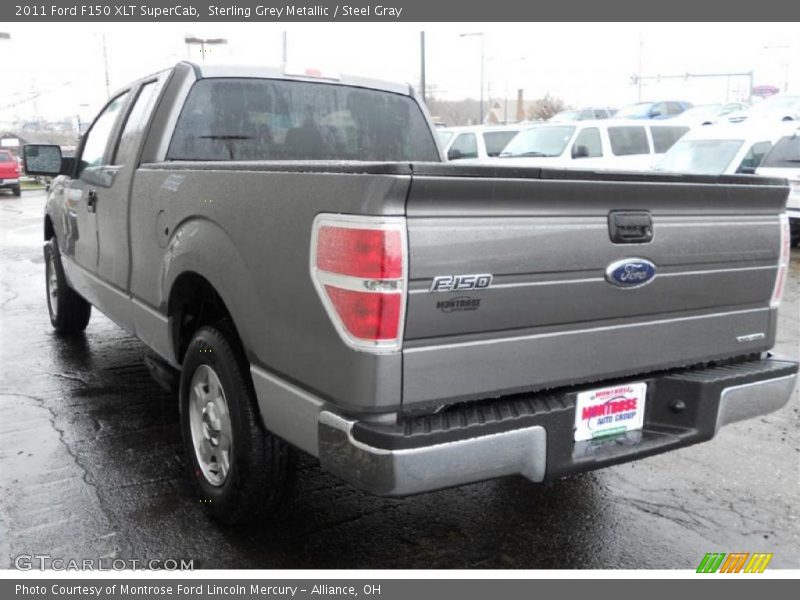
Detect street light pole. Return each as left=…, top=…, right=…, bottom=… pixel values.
left=637, top=33, right=644, bottom=102
left=460, top=32, right=485, bottom=124
left=184, top=36, right=228, bottom=61
left=101, top=34, right=111, bottom=98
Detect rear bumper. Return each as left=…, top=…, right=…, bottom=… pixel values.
left=0, top=178, right=20, bottom=187
left=318, top=357, right=797, bottom=496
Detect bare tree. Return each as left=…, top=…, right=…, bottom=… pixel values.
left=526, top=94, right=569, bottom=121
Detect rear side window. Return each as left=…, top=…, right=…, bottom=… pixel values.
left=651, top=126, right=689, bottom=153
left=113, top=80, right=162, bottom=165
left=761, top=135, right=800, bottom=168
left=167, top=78, right=439, bottom=162
left=608, top=126, right=649, bottom=156
left=448, top=133, right=478, bottom=160
left=482, top=131, right=517, bottom=157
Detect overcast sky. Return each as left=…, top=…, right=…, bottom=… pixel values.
left=1, top=22, right=798, bottom=123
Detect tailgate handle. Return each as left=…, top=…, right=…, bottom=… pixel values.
left=608, top=211, right=653, bottom=244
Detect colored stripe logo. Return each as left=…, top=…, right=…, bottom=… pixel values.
left=697, top=552, right=773, bottom=573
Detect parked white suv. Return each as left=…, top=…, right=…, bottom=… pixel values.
left=492, top=120, right=689, bottom=170
left=654, top=123, right=794, bottom=175
left=757, top=127, right=800, bottom=246
left=441, top=125, right=527, bottom=161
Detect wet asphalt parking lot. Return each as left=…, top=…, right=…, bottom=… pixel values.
left=1, top=189, right=798, bottom=570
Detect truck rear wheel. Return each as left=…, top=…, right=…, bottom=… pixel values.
left=179, top=325, right=296, bottom=524
left=12, top=185, right=21, bottom=197
left=44, top=238, right=91, bottom=334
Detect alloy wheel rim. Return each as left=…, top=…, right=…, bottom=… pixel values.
left=188, top=364, right=232, bottom=487
left=47, top=253, right=58, bottom=318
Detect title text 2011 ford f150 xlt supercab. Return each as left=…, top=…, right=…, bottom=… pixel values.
left=24, top=62, right=797, bottom=524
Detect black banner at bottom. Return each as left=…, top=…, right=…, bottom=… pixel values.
left=2, top=579, right=797, bottom=600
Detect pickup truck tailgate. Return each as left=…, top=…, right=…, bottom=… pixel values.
left=402, top=165, right=789, bottom=409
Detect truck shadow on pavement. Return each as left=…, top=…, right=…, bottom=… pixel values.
left=34, top=325, right=613, bottom=569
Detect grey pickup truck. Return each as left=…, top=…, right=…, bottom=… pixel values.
left=25, top=62, right=797, bottom=524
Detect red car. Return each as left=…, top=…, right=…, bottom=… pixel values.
left=0, top=150, right=21, bottom=196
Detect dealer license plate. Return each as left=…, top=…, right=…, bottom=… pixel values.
left=574, top=382, right=647, bottom=442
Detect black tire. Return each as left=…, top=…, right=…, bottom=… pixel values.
left=179, top=324, right=296, bottom=524
left=44, top=238, right=91, bottom=334
left=12, top=185, right=21, bottom=197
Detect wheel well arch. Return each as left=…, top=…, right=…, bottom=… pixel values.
left=168, top=271, right=243, bottom=365
left=44, top=215, right=55, bottom=241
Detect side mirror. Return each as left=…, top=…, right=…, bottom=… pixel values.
left=23, top=145, right=67, bottom=177
left=572, top=144, right=590, bottom=159
left=650, top=108, right=663, bottom=118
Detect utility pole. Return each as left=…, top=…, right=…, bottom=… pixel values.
left=419, top=31, right=426, bottom=104
left=637, top=33, right=643, bottom=102
left=101, top=34, right=111, bottom=98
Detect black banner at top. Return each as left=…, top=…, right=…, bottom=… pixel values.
left=3, top=0, right=800, bottom=21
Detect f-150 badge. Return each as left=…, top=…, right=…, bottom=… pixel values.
left=430, top=273, right=493, bottom=293
left=605, top=258, right=656, bottom=288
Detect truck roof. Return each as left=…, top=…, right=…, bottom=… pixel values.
left=184, top=62, right=413, bottom=96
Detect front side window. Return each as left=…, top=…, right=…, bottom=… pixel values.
left=737, top=141, right=773, bottom=172
left=666, top=102, right=685, bottom=115
left=608, top=126, right=649, bottom=156
left=448, top=133, right=478, bottom=160
left=651, top=126, right=689, bottom=153
left=80, top=93, right=129, bottom=173
left=167, top=78, right=439, bottom=162
left=761, top=135, right=800, bottom=168
left=571, top=127, right=602, bottom=158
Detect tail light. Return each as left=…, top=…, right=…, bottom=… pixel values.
left=770, top=213, right=790, bottom=309
left=310, top=214, right=407, bottom=352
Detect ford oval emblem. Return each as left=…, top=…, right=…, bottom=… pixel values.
left=605, top=258, right=656, bottom=288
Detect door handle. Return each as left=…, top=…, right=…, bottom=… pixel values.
left=87, top=189, right=98, bottom=213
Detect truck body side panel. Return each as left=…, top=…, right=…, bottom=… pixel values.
left=128, top=164, right=411, bottom=412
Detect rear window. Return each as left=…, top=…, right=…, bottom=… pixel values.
left=761, top=135, right=800, bottom=168
left=608, top=126, right=649, bottom=156
left=0, top=151, right=12, bottom=162
left=167, top=78, right=439, bottom=162
left=650, top=126, right=689, bottom=153
left=482, top=131, right=517, bottom=157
